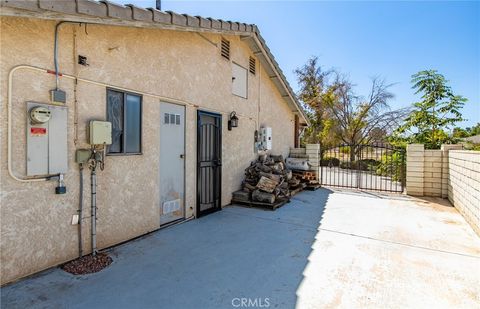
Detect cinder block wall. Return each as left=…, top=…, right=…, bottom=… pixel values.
left=424, top=149, right=445, bottom=197
left=306, top=144, right=320, bottom=176
left=406, top=144, right=425, bottom=196
left=289, top=147, right=307, bottom=158
left=406, top=144, right=462, bottom=198
left=448, top=150, right=480, bottom=236
left=406, top=144, right=480, bottom=236
left=288, top=144, right=320, bottom=176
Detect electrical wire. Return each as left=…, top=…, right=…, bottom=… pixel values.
left=7, top=64, right=257, bottom=182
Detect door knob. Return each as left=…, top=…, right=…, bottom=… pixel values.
left=180, top=154, right=185, bottom=159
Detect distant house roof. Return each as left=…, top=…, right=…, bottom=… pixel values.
left=464, top=135, right=480, bottom=144
left=0, top=0, right=309, bottom=125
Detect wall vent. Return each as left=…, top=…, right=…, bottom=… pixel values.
left=249, top=56, right=256, bottom=75
left=221, top=38, right=230, bottom=60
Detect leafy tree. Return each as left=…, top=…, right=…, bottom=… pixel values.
left=461, top=123, right=480, bottom=136
left=452, top=127, right=468, bottom=138
left=295, top=57, right=339, bottom=148
left=326, top=74, right=408, bottom=160
left=394, top=70, right=466, bottom=149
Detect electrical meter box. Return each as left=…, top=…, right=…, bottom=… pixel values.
left=27, top=102, right=68, bottom=176
left=89, top=121, right=112, bottom=145
left=260, top=127, right=272, bottom=150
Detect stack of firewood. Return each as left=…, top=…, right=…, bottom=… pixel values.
left=233, top=154, right=303, bottom=204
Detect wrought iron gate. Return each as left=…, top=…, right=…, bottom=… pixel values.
left=320, top=144, right=405, bottom=193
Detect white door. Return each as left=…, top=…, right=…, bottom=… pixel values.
left=160, top=102, right=185, bottom=225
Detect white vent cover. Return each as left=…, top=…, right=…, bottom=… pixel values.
left=163, top=199, right=181, bottom=214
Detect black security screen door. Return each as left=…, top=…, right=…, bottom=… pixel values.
left=197, top=111, right=222, bottom=217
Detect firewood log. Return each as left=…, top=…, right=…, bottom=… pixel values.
left=252, top=190, right=275, bottom=203
left=233, top=190, right=251, bottom=202
left=258, top=172, right=282, bottom=183
left=256, top=176, right=278, bottom=193
left=270, top=155, right=284, bottom=162
left=243, top=182, right=257, bottom=191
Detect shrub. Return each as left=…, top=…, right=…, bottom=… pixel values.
left=321, top=157, right=340, bottom=167
left=376, top=152, right=404, bottom=181
left=339, top=159, right=380, bottom=171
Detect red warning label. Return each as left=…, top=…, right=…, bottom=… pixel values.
left=30, top=127, right=47, bottom=136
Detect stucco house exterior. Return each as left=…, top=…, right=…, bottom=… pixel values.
left=0, top=0, right=308, bottom=284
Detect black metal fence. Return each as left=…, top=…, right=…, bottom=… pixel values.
left=320, top=143, right=406, bottom=193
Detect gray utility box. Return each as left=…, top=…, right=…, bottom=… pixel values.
left=27, top=102, right=68, bottom=176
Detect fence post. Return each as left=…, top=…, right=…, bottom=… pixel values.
left=306, top=144, right=320, bottom=179
left=406, top=144, right=425, bottom=196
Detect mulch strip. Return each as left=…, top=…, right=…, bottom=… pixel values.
left=61, top=252, right=113, bottom=275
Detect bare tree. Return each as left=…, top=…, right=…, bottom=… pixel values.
left=327, top=75, right=408, bottom=160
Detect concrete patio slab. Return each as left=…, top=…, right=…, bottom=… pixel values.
left=1, top=188, right=479, bottom=309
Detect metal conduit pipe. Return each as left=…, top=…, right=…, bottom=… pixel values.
left=78, top=164, right=84, bottom=258
left=7, top=64, right=257, bottom=182
left=90, top=163, right=97, bottom=256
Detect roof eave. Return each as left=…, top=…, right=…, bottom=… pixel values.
left=0, top=1, right=310, bottom=126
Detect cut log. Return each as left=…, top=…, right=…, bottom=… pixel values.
left=258, top=172, right=282, bottom=183
left=243, top=182, right=257, bottom=191
left=252, top=190, right=275, bottom=204
left=256, top=176, right=278, bottom=193
left=255, top=163, right=272, bottom=173
left=288, top=178, right=300, bottom=186
left=270, top=155, right=284, bottom=162
left=232, top=190, right=251, bottom=202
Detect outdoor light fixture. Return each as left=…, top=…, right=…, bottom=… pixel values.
left=228, top=111, right=239, bottom=131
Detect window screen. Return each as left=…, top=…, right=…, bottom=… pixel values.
left=107, top=89, right=142, bottom=154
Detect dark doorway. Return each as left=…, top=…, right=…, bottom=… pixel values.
left=197, top=111, right=222, bottom=217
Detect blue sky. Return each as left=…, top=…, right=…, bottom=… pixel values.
left=118, top=0, right=479, bottom=129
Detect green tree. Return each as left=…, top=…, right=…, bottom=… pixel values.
left=394, top=70, right=466, bottom=149
left=326, top=74, right=407, bottom=161
left=452, top=127, right=468, bottom=138
left=295, top=57, right=339, bottom=148
left=466, top=123, right=480, bottom=136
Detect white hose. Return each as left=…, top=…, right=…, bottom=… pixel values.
left=7, top=65, right=49, bottom=182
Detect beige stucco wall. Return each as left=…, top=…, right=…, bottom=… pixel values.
left=0, top=17, right=296, bottom=284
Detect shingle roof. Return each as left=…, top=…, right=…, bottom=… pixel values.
left=0, top=0, right=309, bottom=124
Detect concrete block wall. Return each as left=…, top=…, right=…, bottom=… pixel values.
left=289, top=147, right=307, bottom=158
left=406, top=144, right=462, bottom=198
left=289, top=144, right=320, bottom=176
left=406, top=144, right=425, bottom=196
left=448, top=150, right=480, bottom=236
left=406, top=143, right=479, bottom=236
left=306, top=144, right=320, bottom=175
left=423, top=149, right=444, bottom=197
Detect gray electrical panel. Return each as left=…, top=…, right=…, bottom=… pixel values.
left=27, top=102, right=68, bottom=176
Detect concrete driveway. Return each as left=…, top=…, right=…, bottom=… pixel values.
left=2, top=189, right=479, bottom=309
